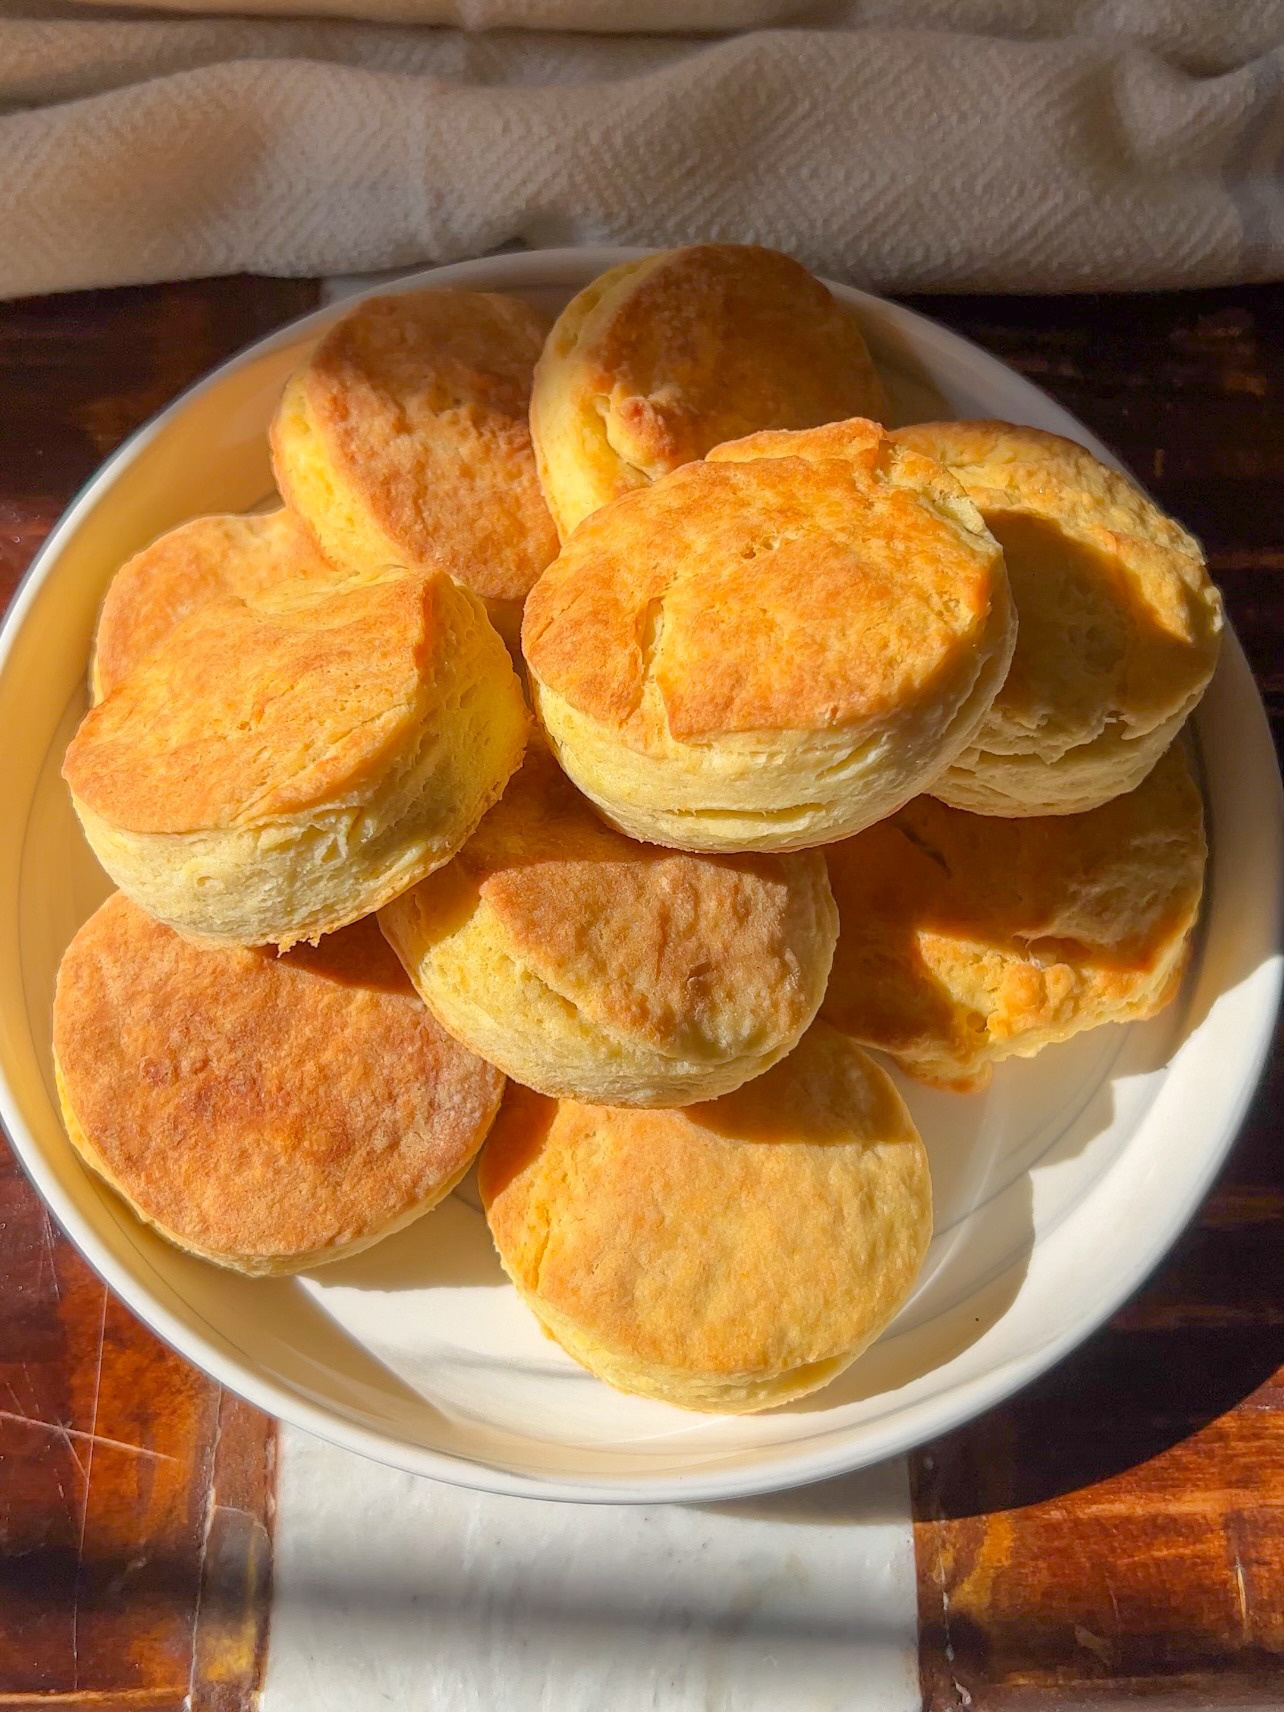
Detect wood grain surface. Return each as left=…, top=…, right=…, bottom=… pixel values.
left=0, top=274, right=1279, bottom=1710
left=0, top=278, right=314, bottom=1712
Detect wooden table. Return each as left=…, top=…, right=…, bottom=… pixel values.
left=1, top=276, right=1280, bottom=1711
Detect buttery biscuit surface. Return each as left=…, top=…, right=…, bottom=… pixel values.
left=65, top=565, right=528, bottom=949
left=91, top=508, right=351, bottom=702
left=523, top=419, right=1014, bottom=852
left=380, top=740, right=837, bottom=1104
left=479, top=1023, right=932, bottom=1412
left=53, top=898, right=503, bottom=1273
left=67, top=573, right=447, bottom=833
left=531, top=244, right=889, bottom=538
left=272, top=289, right=558, bottom=641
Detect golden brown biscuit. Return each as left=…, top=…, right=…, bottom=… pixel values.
left=891, top=421, right=1223, bottom=814
left=53, top=897, right=504, bottom=1275
left=64, top=569, right=528, bottom=949
left=530, top=244, right=890, bottom=540
left=821, top=742, right=1206, bottom=1090
left=271, top=289, right=559, bottom=650
left=91, top=508, right=346, bottom=702
left=523, top=418, right=1015, bottom=853
left=479, top=1023, right=932, bottom=1412
left=379, top=740, right=838, bottom=1106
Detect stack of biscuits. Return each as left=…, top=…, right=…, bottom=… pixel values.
left=53, top=246, right=1223, bottom=1415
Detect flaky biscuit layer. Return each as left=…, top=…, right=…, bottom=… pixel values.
left=822, top=742, right=1207, bottom=1088
left=66, top=572, right=528, bottom=947
left=893, top=421, right=1223, bottom=814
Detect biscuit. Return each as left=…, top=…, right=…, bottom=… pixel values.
left=479, top=1023, right=932, bottom=1412
left=891, top=421, right=1224, bottom=814
left=523, top=418, right=1015, bottom=853
left=379, top=740, right=838, bottom=1106
left=64, top=569, right=528, bottom=949
left=91, top=508, right=345, bottom=702
left=530, top=244, right=890, bottom=539
left=821, top=742, right=1207, bottom=1090
left=52, top=897, right=504, bottom=1275
left=271, top=289, right=559, bottom=651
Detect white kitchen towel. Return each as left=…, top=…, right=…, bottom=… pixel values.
left=4, top=2, right=1284, bottom=298
left=52, top=0, right=1284, bottom=56
left=263, top=1426, right=921, bottom=1712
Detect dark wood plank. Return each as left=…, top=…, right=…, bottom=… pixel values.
left=0, top=276, right=318, bottom=610
left=0, top=274, right=313, bottom=1709
left=908, top=283, right=1284, bottom=1710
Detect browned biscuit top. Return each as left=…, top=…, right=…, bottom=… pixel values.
left=282, top=289, right=559, bottom=604
left=557, top=244, right=888, bottom=482
left=64, top=572, right=447, bottom=834
left=53, top=897, right=503, bottom=1263
left=479, top=1023, right=930, bottom=1377
left=443, top=740, right=832, bottom=1059
left=523, top=418, right=1002, bottom=740
left=92, top=509, right=343, bottom=700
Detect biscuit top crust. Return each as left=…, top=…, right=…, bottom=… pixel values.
left=479, top=1023, right=930, bottom=1375
left=553, top=244, right=889, bottom=483
left=446, top=741, right=834, bottom=1059
left=65, top=572, right=448, bottom=834
left=821, top=742, right=1206, bottom=1070
left=293, top=289, right=559, bottom=603
left=892, top=420, right=1223, bottom=749
left=522, top=418, right=1005, bottom=741
left=92, top=509, right=342, bottom=699
left=53, top=899, right=503, bottom=1261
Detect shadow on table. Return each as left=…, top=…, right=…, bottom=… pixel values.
left=914, top=1041, right=1283, bottom=1519
left=0, top=1523, right=916, bottom=1666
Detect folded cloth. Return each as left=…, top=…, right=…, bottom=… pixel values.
left=4, top=2, right=1284, bottom=298
left=49, top=0, right=1284, bottom=58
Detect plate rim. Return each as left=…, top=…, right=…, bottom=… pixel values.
left=1, top=246, right=1279, bottom=1504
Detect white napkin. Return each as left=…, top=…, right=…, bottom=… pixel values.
left=262, top=1426, right=921, bottom=1712
left=5, top=3, right=1284, bottom=298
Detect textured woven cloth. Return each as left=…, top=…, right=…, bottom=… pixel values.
left=4, top=1, right=1284, bottom=298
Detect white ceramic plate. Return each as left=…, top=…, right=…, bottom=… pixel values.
left=1, top=249, right=1279, bottom=1503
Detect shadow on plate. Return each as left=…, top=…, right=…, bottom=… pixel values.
left=757, top=1053, right=1121, bottom=1433
left=906, top=840, right=1281, bottom=1519
left=306, top=1194, right=506, bottom=1293
left=912, top=1052, right=1283, bottom=1518
left=254, top=1276, right=435, bottom=1416
left=868, top=319, right=953, bottom=428
left=101, top=1198, right=440, bottom=1420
